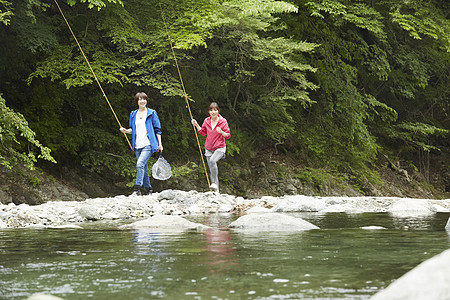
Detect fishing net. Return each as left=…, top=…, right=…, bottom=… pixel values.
left=152, top=154, right=172, bottom=180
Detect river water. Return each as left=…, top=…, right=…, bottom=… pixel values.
left=1, top=212, right=449, bottom=299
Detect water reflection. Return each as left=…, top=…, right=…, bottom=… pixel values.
left=390, top=216, right=435, bottom=230
left=232, top=230, right=304, bottom=248
left=204, top=227, right=238, bottom=274
left=200, top=215, right=239, bottom=275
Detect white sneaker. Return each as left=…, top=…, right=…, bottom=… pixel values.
left=209, top=183, right=218, bottom=190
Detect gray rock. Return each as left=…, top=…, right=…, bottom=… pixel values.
left=0, top=190, right=13, bottom=204
left=370, top=248, right=450, bottom=300
left=279, top=183, right=297, bottom=195
left=119, top=215, right=210, bottom=231
left=157, top=190, right=176, bottom=201
left=228, top=213, right=319, bottom=231
left=326, top=198, right=344, bottom=205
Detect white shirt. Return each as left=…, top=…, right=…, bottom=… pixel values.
left=135, top=116, right=150, bottom=149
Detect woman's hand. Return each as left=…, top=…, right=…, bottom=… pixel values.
left=156, top=134, right=163, bottom=152
left=216, top=127, right=228, bottom=137
left=120, top=127, right=131, bottom=134
left=191, top=119, right=200, bottom=131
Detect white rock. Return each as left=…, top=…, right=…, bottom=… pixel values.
left=27, top=294, right=64, bottom=300
left=152, top=202, right=164, bottom=214
left=50, top=224, right=83, bottom=229
left=433, top=204, right=450, bottom=213
left=0, top=210, right=10, bottom=222
left=259, top=196, right=279, bottom=204
left=318, top=204, right=347, bottom=214
left=272, top=195, right=326, bottom=212
left=62, top=206, right=77, bottom=216
left=235, top=197, right=245, bottom=205
left=78, top=205, right=101, bottom=220
left=361, top=226, right=386, bottom=230
left=218, top=204, right=234, bottom=213
left=171, top=210, right=183, bottom=216
left=445, top=218, right=450, bottom=231
left=188, top=204, right=201, bottom=214
left=119, top=215, right=210, bottom=231
left=103, top=212, right=120, bottom=220
left=0, top=219, right=8, bottom=228
left=370, top=248, right=450, bottom=300
left=389, top=199, right=437, bottom=217
left=24, top=224, right=46, bottom=229
left=228, top=213, right=319, bottom=231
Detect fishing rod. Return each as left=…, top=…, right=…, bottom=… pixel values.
left=159, top=3, right=211, bottom=188
left=53, top=0, right=132, bottom=151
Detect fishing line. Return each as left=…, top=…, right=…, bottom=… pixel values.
left=53, top=0, right=132, bottom=151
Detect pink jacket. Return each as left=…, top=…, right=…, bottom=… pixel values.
left=198, top=114, right=231, bottom=151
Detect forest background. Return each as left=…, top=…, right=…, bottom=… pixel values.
left=0, top=0, right=449, bottom=201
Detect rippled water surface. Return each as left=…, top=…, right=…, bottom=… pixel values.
left=1, top=212, right=449, bottom=299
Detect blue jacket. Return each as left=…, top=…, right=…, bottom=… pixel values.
left=129, top=108, right=162, bottom=153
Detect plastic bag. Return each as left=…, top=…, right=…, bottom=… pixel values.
left=152, top=154, right=172, bottom=180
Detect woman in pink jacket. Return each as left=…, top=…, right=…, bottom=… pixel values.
left=192, top=102, right=230, bottom=193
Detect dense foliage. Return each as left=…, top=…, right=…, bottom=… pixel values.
left=0, top=0, right=448, bottom=189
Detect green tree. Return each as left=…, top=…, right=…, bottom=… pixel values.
left=0, top=1, right=56, bottom=169
left=0, top=94, right=56, bottom=169
left=283, top=0, right=449, bottom=176
left=0, top=0, right=13, bottom=25
left=0, top=0, right=448, bottom=193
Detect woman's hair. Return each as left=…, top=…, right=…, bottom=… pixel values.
left=208, top=102, right=219, bottom=111
left=135, top=92, right=148, bottom=105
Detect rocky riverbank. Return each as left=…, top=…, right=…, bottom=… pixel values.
left=1, top=189, right=449, bottom=229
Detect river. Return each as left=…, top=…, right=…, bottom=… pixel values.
left=1, top=212, right=449, bottom=299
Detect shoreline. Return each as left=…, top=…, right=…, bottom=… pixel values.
left=1, top=189, right=449, bottom=229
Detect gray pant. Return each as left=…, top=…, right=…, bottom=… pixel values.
left=205, top=147, right=226, bottom=191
